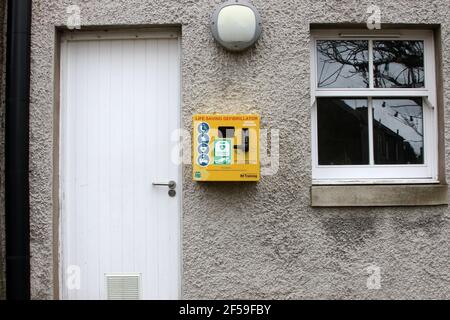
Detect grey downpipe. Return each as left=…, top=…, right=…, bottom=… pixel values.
left=5, top=0, right=32, bottom=300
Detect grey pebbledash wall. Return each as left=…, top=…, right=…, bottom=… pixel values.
left=24, top=0, right=450, bottom=299
left=0, top=0, right=7, bottom=300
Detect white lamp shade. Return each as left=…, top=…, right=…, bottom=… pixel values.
left=217, top=5, right=256, bottom=42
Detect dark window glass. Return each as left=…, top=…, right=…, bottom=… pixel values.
left=317, top=40, right=369, bottom=88
left=373, top=98, right=424, bottom=164
left=317, top=98, right=369, bottom=165
left=373, top=41, right=425, bottom=88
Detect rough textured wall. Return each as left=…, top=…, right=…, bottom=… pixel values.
left=0, top=0, right=6, bottom=300
left=30, top=0, right=450, bottom=299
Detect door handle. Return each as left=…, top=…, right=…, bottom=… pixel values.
left=152, top=181, right=176, bottom=189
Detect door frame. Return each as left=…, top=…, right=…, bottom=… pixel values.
left=54, top=28, right=183, bottom=300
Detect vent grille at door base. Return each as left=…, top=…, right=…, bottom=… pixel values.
left=105, top=274, right=141, bottom=300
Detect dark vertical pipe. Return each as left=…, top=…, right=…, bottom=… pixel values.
left=5, top=0, right=32, bottom=300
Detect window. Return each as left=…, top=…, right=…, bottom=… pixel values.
left=311, top=30, right=438, bottom=184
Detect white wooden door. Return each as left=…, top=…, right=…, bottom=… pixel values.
left=60, top=31, right=181, bottom=300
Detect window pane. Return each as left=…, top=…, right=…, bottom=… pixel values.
left=373, top=98, right=424, bottom=164
left=373, top=41, right=425, bottom=88
left=317, top=98, right=369, bottom=165
left=317, top=40, right=369, bottom=88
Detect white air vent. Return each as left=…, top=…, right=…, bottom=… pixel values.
left=105, top=274, right=142, bottom=300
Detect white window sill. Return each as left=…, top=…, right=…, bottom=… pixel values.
left=311, top=184, right=448, bottom=207
left=312, top=179, right=440, bottom=185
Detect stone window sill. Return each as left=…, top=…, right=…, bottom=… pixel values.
left=310, top=184, right=448, bottom=207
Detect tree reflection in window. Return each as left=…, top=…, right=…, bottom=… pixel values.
left=317, top=40, right=425, bottom=89
left=317, top=40, right=369, bottom=88
left=373, top=41, right=424, bottom=88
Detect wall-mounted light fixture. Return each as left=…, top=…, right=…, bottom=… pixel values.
left=211, top=0, right=262, bottom=52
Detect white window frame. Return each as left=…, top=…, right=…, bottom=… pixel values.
left=310, top=29, right=438, bottom=185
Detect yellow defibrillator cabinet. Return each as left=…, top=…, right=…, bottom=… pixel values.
left=193, top=114, right=260, bottom=182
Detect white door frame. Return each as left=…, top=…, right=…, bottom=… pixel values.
left=57, top=28, right=183, bottom=300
